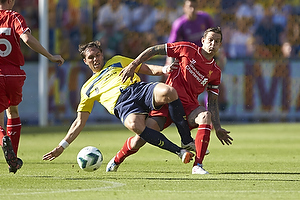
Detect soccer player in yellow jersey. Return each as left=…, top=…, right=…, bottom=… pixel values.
left=43, top=41, right=195, bottom=164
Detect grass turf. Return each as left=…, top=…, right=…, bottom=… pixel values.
left=0, top=123, right=299, bottom=200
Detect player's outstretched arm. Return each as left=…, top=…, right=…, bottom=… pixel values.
left=208, top=91, right=233, bottom=145
left=20, top=31, right=64, bottom=66
left=138, top=60, right=179, bottom=76
left=42, top=112, right=90, bottom=161
left=120, top=44, right=166, bottom=83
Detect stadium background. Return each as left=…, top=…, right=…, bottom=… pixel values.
left=13, top=0, right=300, bottom=124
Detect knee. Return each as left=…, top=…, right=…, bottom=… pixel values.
left=125, top=120, right=138, bottom=132
left=201, top=111, right=211, bottom=120
left=125, top=119, right=144, bottom=135
left=166, top=86, right=177, bottom=99
left=158, top=85, right=178, bottom=103
left=6, top=106, right=19, bottom=118
left=196, top=111, right=212, bottom=124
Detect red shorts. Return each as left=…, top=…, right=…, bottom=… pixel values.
left=0, top=65, right=26, bottom=112
left=150, top=103, right=199, bottom=130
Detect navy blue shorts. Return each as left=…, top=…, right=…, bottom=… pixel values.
left=114, top=82, right=160, bottom=123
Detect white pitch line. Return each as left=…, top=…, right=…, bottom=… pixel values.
left=1, top=181, right=126, bottom=196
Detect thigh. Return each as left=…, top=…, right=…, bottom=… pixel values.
left=0, top=77, right=9, bottom=112
left=153, top=83, right=177, bottom=106
left=149, top=104, right=171, bottom=131
left=6, top=75, right=26, bottom=107
left=0, top=66, right=26, bottom=112
left=114, top=82, right=159, bottom=123
left=147, top=116, right=167, bottom=131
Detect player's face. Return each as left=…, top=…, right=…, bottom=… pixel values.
left=201, top=32, right=222, bottom=55
left=83, top=47, right=104, bottom=73
left=183, top=0, right=197, bottom=19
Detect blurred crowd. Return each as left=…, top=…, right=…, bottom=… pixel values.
left=14, top=0, right=300, bottom=61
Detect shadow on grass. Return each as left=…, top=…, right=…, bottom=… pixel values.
left=26, top=171, right=300, bottom=182
left=220, top=172, right=300, bottom=175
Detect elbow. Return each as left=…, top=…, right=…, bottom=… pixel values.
left=20, top=32, right=31, bottom=44
left=73, top=116, right=86, bottom=130
left=21, top=36, right=29, bottom=45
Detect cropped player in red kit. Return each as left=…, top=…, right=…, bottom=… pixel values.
left=107, top=27, right=233, bottom=174
left=0, top=0, right=64, bottom=173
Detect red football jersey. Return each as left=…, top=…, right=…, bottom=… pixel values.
left=165, top=41, right=221, bottom=106
left=0, top=10, right=30, bottom=67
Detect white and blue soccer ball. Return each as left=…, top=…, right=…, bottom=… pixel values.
left=77, top=146, right=103, bottom=172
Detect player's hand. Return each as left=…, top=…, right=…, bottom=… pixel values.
left=215, top=128, right=233, bottom=145
left=170, top=59, right=179, bottom=71
left=49, top=55, right=65, bottom=66
left=163, top=60, right=179, bottom=74
left=119, top=63, right=136, bottom=83
left=43, top=146, right=64, bottom=161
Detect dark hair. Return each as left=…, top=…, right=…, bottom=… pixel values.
left=203, top=26, right=223, bottom=42
left=78, top=41, right=102, bottom=59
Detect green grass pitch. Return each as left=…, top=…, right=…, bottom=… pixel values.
left=0, top=123, right=299, bottom=200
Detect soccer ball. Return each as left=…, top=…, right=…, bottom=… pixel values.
left=77, top=146, right=103, bottom=172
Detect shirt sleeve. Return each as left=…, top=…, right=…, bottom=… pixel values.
left=166, top=41, right=192, bottom=58
left=13, top=12, right=30, bottom=36
left=207, top=66, right=221, bottom=95
left=77, top=93, right=95, bottom=113
left=207, top=84, right=219, bottom=95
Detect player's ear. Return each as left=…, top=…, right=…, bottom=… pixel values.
left=83, top=58, right=87, bottom=65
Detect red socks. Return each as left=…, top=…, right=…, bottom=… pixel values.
left=114, top=136, right=139, bottom=165
left=6, top=117, right=21, bottom=156
left=194, top=124, right=211, bottom=166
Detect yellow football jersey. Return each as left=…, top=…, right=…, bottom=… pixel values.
left=77, top=55, right=141, bottom=114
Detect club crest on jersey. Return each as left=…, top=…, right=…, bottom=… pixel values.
left=207, top=70, right=213, bottom=78
left=95, top=87, right=99, bottom=94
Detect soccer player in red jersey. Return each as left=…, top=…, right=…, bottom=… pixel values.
left=43, top=41, right=194, bottom=166
left=107, top=27, right=233, bottom=174
left=0, top=0, right=64, bottom=173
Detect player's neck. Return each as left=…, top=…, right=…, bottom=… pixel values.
left=200, top=48, right=214, bottom=61
left=0, top=6, right=12, bottom=11
left=186, top=12, right=196, bottom=20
